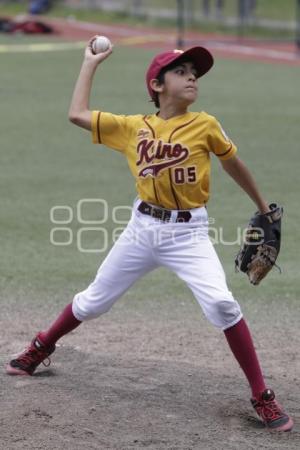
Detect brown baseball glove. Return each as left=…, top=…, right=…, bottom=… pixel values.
left=235, top=203, right=283, bottom=285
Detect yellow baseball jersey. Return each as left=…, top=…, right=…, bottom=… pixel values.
left=91, top=110, right=237, bottom=209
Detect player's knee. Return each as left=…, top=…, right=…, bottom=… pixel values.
left=72, top=292, right=114, bottom=321
left=208, top=299, right=242, bottom=329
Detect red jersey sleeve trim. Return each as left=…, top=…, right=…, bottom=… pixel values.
left=91, top=111, right=102, bottom=144
left=216, top=143, right=233, bottom=157
left=96, top=111, right=101, bottom=143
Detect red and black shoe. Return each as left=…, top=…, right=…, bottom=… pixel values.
left=6, top=333, right=55, bottom=376
left=251, top=388, right=293, bottom=431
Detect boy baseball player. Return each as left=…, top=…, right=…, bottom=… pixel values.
left=6, top=38, right=293, bottom=432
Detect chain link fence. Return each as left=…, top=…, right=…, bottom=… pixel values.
left=61, top=0, right=299, bottom=31
left=1, top=1, right=300, bottom=46
left=61, top=0, right=300, bottom=48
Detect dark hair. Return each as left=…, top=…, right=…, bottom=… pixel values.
left=151, top=57, right=194, bottom=109
left=152, top=66, right=167, bottom=108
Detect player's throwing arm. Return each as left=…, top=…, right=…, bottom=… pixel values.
left=68, top=35, right=113, bottom=131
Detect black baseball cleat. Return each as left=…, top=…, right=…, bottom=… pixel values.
left=6, top=333, right=55, bottom=376
left=251, top=388, right=293, bottom=431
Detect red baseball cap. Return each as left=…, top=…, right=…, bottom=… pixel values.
left=146, top=47, right=214, bottom=100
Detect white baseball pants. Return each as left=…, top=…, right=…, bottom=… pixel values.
left=73, top=199, right=243, bottom=330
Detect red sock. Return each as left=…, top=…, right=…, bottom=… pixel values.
left=39, top=303, right=81, bottom=347
left=224, top=318, right=266, bottom=399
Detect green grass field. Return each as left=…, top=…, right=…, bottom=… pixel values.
left=1, top=31, right=300, bottom=449
left=1, top=37, right=299, bottom=314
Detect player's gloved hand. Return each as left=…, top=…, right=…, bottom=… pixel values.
left=235, top=203, right=283, bottom=285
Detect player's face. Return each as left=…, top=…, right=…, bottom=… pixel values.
left=163, top=61, right=198, bottom=106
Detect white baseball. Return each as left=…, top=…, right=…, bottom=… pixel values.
left=92, top=36, right=112, bottom=54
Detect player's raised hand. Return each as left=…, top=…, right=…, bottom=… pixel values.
left=84, top=36, right=113, bottom=65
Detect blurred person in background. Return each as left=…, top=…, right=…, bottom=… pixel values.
left=29, top=0, right=53, bottom=15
